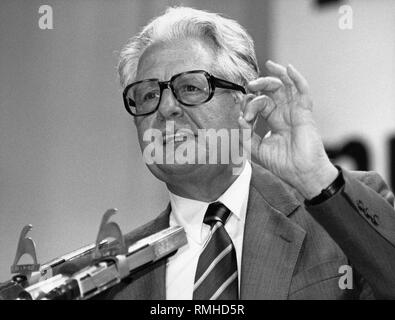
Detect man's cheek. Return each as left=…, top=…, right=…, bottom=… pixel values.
left=136, top=122, right=152, bottom=144
left=139, top=127, right=164, bottom=165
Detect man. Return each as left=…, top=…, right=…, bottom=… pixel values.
left=99, top=6, right=395, bottom=299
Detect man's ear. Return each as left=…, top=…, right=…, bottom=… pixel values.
left=233, top=93, right=240, bottom=105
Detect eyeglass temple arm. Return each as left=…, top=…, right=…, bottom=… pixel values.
left=212, top=77, right=246, bottom=94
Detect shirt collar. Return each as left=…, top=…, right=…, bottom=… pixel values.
left=168, top=161, right=252, bottom=244
left=217, top=161, right=251, bottom=222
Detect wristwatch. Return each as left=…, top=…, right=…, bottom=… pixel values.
left=304, top=166, right=345, bottom=206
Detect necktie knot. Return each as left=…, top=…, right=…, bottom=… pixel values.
left=203, top=202, right=231, bottom=227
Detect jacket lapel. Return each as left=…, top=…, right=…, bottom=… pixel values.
left=240, top=164, right=306, bottom=299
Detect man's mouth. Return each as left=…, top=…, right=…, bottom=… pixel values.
left=163, top=130, right=196, bottom=145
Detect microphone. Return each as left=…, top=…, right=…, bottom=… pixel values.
left=18, top=226, right=187, bottom=300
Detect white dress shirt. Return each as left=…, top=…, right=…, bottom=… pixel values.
left=166, top=161, right=252, bottom=299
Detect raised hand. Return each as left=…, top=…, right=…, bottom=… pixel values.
left=239, top=60, right=338, bottom=199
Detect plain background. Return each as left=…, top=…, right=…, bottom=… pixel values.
left=1, top=0, right=394, bottom=281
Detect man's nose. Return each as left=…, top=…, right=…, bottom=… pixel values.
left=157, top=88, right=183, bottom=120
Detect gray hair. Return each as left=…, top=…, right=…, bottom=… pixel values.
left=118, top=6, right=259, bottom=89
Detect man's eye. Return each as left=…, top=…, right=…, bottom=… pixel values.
left=181, top=85, right=202, bottom=93
left=143, top=91, right=159, bottom=101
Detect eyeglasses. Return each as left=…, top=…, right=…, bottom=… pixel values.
left=122, top=70, right=246, bottom=117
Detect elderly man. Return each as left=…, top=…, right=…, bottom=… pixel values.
left=99, top=7, right=395, bottom=300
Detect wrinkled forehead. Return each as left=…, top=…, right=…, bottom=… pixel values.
left=135, top=38, right=217, bottom=82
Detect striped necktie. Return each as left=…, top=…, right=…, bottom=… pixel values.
left=193, top=201, right=238, bottom=300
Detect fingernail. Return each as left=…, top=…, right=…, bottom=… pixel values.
left=244, top=112, right=253, bottom=122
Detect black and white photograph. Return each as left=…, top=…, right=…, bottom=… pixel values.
left=0, top=0, right=394, bottom=305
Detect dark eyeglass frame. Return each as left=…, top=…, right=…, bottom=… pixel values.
left=122, top=70, right=246, bottom=117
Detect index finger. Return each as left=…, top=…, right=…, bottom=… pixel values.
left=247, top=77, right=283, bottom=93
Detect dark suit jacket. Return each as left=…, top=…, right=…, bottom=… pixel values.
left=97, top=164, right=395, bottom=299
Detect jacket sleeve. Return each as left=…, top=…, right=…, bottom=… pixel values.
left=305, top=168, right=395, bottom=299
